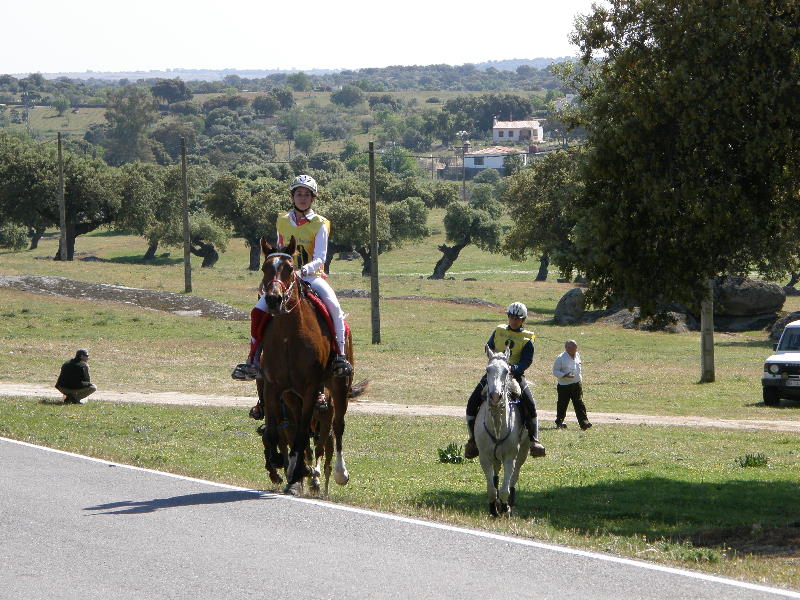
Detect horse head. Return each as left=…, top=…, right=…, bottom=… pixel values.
left=485, top=345, right=512, bottom=408
left=260, top=236, right=299, bottom=315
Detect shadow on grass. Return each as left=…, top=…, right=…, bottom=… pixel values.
left=108, top=255, right=183, bottom=266
left=415, top=476, right=800, bottom=556
left=84, top=490, right=277, bottom=515
left=716, top=339, right=775, bottom=348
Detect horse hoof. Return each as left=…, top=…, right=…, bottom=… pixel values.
left=269, top=453, right=285, bottom=470
left=268, top=472, right=283, bottom=485
left=283, top=482, right=303, bottom=496
left=500, top=503, right=510, bottom=517
left=310, top=480, right=321, bottom=494
left=334, top=469, right=349, bottom=486
left=489, top=502, right=499, bottom=518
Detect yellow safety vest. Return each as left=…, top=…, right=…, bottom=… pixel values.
left=493, top=325, right=535, bottom=365
left=276, top=212, right=330, bottom=276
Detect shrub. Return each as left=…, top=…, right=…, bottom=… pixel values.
left=0, top=224, right=28, bottom=251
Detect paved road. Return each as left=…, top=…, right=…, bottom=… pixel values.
left=2, top=382, right=799, bottom=433
left=2, top=438, right=798, bottom=600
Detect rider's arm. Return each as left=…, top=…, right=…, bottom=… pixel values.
left=511, top=340, right=533, bottom=377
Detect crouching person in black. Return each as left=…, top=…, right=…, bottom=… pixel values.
left=56, top=349, right=96, bottom=405
left=464, top=302, right=546, bottom=460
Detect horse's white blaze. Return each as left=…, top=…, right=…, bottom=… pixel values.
left=334, top=450, right=349, bottom=485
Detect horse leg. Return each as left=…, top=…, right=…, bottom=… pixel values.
left=479, top=454, right=499, bottom=517
left=331, top=378, right=350, bottom=486
left=284, top=391, right=316, bottom=495
left=323, top=432, right=334, bottom=496
left=262, top=388, right=286, bottom=473
left=499, top=456, right=515, bottom=517
left=256, top=380, right=282, bottom=485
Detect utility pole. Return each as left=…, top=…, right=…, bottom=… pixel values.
left=461, top=144, right=467, bottom=201
left=181, top=137, right=192, bottom=293
left=368, top=141, right=381, bottom=344
left=57, top=132, right=67, bottom=261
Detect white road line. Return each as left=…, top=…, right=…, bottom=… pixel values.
left=4, top=436, right=799, bottom=599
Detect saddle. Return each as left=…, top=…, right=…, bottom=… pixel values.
left=296, top=280, right=350, bottom=355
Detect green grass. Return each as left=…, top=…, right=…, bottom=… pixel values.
left=1, top=397, right=798, bottom=588
left=2, top=227, right=800, bottom=420
left=4, top=105, right=108, bottom=138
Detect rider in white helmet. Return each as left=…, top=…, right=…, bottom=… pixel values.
left=464, top=301, right=546, bottom=459
left=233, top=175, right=353, bottom=416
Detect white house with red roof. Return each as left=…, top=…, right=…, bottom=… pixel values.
left=491, top=117, right=544, bottom=143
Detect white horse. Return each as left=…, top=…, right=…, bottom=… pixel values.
left=474, top=345, right=528, bottom=517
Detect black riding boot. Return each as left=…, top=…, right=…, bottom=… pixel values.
left=464, top=416, right=479, bottom=459
left=524, top=417, right=546, bottom=458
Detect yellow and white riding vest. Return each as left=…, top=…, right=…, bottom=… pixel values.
left=493, top=325, right=535, bottom=365
left=276, top=212, right=330, bottom=277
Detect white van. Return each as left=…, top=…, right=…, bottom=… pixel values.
left=762, top=319, right=800, bottom=405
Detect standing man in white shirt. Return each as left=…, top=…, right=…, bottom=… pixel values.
left=552, top=340, right=592, bottom=430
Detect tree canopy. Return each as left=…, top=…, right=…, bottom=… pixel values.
left=564, top=0, right=800, bottom=311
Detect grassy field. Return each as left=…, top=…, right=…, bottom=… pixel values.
left=2, top=224, right=799, bottom=419
left=2, top=399, right=798, bottom=589
left=4, top=105, right=107, bottom=138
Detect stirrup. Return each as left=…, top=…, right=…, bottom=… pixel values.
left=464, top=438, right=479, bottom=459
left=315, top=392, right=329, bottom=411
left=232, top=363, right=258, bottom=380
left=332, top=355, right=353, bottom=377
left=529, top=439, right=546, bottom=458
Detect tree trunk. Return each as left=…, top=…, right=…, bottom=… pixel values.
left=54, top=222, right=77, bottom=261
left=143, top=241, right=159, bottom=260
left=356, top=246, right=373, bottom=277
left=428, top=242, right=469, bottom=279
left=190, top=240, right=219, bottom=268
left=326, top=240, right=351, bottom=275
left=787, top=272, right=799, bottom=289
left=535, top=251, right=549, bottom=282
left=28, top=225, right=45, bottom=250
left=247, top=236, right=261, bottom=271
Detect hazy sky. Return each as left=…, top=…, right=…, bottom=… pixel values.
left=4, top=0, right=598, bottom=74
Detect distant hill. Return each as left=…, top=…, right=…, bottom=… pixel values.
left=19, top=58, right=572, bottom=81
left=474, top=58, right=573, bottom=71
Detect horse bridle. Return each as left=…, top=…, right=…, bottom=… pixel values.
left=264, top=252, right=299, bottom=313
left=483, top=356, right=514, bottom=456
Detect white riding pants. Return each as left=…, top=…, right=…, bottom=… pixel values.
left=254, top=275, right=346, bottom=355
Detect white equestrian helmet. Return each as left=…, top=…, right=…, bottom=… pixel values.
left=289, top=174, right=318, bottom=197
left=506, top=302, right=528, bottom=319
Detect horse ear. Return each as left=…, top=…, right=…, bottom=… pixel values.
left=287, top=236, right=297, bottom=256
left=260, top=237, right=272, bottom=257
left=485, top=344, right=494, bottom=360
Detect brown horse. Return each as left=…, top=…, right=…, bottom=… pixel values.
left=258, top=236, right=353, bottom=495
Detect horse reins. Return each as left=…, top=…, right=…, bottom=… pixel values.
left=483, top=358, right=515, bottom=460
left=265, top=252, right=300, bottom=313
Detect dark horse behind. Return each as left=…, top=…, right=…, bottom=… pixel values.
left=258, top=236, right=355, bottom=495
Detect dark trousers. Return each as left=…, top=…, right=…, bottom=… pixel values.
left=556, top=382, right=589, bottom=426
left=467, top=375, right=538, bottom=421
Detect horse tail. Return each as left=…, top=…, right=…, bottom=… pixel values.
left=349, top=379, right=369, bottom=399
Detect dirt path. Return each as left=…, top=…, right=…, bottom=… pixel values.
left=2, top=382, right=798, bottom=433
